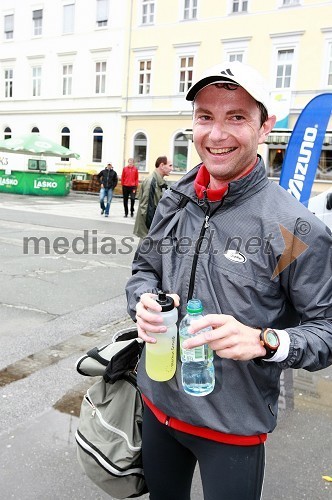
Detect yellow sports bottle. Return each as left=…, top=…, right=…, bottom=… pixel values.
left=145, top=292, right=178, bottom=382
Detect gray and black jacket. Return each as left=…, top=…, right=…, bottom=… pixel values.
left=126, top=156, right=332, bottom=436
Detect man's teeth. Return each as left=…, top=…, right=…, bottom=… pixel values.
left=209, top=148, right=234, bottom=154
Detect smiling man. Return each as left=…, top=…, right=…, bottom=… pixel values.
left=126, top=61, right=332, bottom=500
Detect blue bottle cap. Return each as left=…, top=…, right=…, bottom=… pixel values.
left=186, top=298, right=203, bottom=314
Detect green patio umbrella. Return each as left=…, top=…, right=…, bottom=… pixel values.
left=0, top=133, right=80, bottom=159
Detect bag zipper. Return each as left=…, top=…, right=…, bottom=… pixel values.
left=85, top=386, right=141, bottom=452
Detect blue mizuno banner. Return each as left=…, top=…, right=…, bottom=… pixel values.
left=279, top=93, right=332, bottom=206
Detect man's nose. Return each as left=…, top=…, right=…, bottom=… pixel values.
left=209, top=122, right=229, bottom=141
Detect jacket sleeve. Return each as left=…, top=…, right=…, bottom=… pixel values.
left=137, top=178, right=150, bottom=222
left=146, top=177, right=157, bottom=229
left=126, top=189, right=180, bottom=320
left=113, top=172, right=118, bottom=189
left=279, top=217, right=332, bottom=372
left=97, top=170, right=103, bottom=183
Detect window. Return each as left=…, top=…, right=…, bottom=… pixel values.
left=268, top=148, right=285, bottom=178
left=4, top=127, right=11, bottom=139
left=222, top=36, right=250, bottom=64
left=282, top=0, right=300, bottom=5
left=95, top=61, right=106, bottom=94
left=317, top=150, right=332, bottom=181
left=32, top=66, right=41, bottom=96
left=62, top=64, right=73, bottom=95
left=93, top=127, right=103, bottom=162
left=4, top=69, right=13, bottom=98
left=96, top=0, right=109, bottom=27
left=232, top=0, right=248, bottom=13
left=32, top=9, right=43, bottom=36
left=183, top=0, right=197, bottom=20
left=141, top=0, right=155, bottom=25
left=276, top=49, right=293, bottom=88
left=268, top=146, right=332, bottom=182
left=28, top=159, right=46, bottom=171
left=179, top=56, right=194, bottom=93
left=229, top=52, right=243, bottom=62
left=133, top=133, right=147, bottom=171
left=63, top=3, right=75, bottom=34
left=61, top=127, right=70, bottom=161
left=4, top=14, right=14, bottom=39
left=173, top=133, right=189, bottom=173
left=138, top=60, right=151, bottom=95
left=328, top=43, right=332, bottom=86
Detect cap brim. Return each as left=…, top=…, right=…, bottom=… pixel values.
left=186, top=76, right=238, bottom=101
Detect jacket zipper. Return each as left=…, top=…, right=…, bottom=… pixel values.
left=187, top=191, right=210, bottom=301
left=187, top=190, right=228, bottom=301
left=170, top=186, right=226, bottom=302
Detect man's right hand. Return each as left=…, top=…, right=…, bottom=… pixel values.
left=135, top=292, right=180, bottom=343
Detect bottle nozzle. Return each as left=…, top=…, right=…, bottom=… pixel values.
left=156, top=291, right=174, bottom=311
left=157, top=291, right=167, bottom=304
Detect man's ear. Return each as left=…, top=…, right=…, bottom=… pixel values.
left=258, top=115, right=276, bottom=145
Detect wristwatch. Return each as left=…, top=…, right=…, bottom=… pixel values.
left=258, top=328, right=280, bottom=359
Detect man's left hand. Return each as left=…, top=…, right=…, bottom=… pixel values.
left=182, top=314, right=266, bottom=361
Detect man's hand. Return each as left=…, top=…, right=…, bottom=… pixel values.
left=136, top=292, right=180, bottom=343
left=182, top=314, right=265, bottom=361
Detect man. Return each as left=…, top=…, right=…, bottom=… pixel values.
left=121, top=157, right=139, bottom=218
left=126, top=61, right=332, bottom=499
left=97, top=163, right=118, bottom=217
left=133, top=155, right=173, bottom=239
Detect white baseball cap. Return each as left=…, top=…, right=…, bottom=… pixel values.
left=186, top=60, right=271, bottom=113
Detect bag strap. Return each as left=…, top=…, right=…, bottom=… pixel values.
left=103, top=340, right=144, bottom=384
left=86, top=347, right=109, bottom=367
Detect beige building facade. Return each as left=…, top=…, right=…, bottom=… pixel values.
left=0, top=0, right=331, bottom=193
left=125, top=0, right=332, bottom=194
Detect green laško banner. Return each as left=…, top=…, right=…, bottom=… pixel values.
left=0, top=170, right=70, bottom=196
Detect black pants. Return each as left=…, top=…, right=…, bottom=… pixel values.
left=142, top=406, right=265, bottom=500
left=122, top=186, right=136, bottom=216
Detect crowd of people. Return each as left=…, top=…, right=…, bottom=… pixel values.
left=97, top=156, right=172, bottom=237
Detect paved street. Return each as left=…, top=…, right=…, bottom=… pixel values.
left=0, top=191, right=331, bottom=500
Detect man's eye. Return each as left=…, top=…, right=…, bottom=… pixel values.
left=232, top=115, right=244, bottom=121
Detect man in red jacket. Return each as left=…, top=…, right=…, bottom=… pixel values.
left=121, top=158, right=139, bottom=218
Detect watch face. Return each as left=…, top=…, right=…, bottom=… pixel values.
left=266, top=330, right=279, bottom=348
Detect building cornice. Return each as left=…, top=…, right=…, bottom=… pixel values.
left=270, top=31, right=305, bottom=39
left=221, top=36, right=252, bottom=43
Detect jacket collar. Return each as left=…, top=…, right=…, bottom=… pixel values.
left=154, top=169, right=167, bottom=187
left=194, top=165, right=228, bottom=201
left=171, top=155, right=269, bottom=206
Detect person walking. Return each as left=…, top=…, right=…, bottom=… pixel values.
left=126, top=61, right=332, bottom=499
left=121, top=157, right=139, bottom=218
left=97, top=163, right=118, bottom=217
left=133, top=155, right=173, bottom=239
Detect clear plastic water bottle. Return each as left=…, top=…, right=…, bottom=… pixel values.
left=145, top=292, right=178, bottom=382
left=179, top=299, right=215, bottom=396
